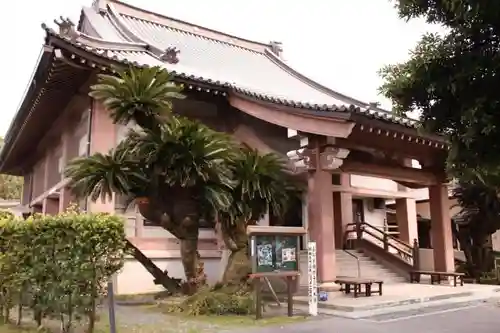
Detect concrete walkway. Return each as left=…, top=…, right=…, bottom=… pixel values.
left=247, top=299, right=500, bottom=333
left=294, top=283, right=500, bottom=318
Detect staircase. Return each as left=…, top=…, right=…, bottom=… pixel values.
left=298, top=248, right=407, bottom=288
left=336, top=249, right=407, bottom=283
left=298, top=221, right=418, bottom=289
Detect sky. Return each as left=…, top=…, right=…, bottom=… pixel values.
left=0, top=0, right=443, bottom=136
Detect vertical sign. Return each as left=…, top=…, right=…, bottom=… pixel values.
left=307, top=241, right=318, bottom=316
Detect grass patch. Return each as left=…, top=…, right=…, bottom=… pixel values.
left=0, top=305, right=308, bottom=333
left=0, top=322, right=110, bottom=333
left=152, top=302, right=308, bottom=328
left=0, top=324, right=38, bottom=333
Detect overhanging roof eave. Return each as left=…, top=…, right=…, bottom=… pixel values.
left=0, top=45, right=56, bottom=174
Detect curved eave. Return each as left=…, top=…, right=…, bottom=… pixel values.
left=43, top=30, right=448, bottom=151
left=227, top=93, right=356, bottom=138
left=0, top=44, right=92, bottom=175
left=100, top=2, right=426, bottom=131
left=351, top=115, right=446, bottom=144
left=264, top=49, right=423, bottom=127
left=0, top=46, right=56, bottom=174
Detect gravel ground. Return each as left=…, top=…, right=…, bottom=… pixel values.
left=112, top=305, right=232, bottom=333
left=109, top=304, right=312, bottom=333
left=9, top=300, right=500, bottom=333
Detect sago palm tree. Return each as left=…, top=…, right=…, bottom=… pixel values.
left=218, top=148, right=302, bottom=285
left=65, top=66, right=235, bottom=293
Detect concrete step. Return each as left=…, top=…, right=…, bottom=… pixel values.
left=292, top=286, right=500, bottom=319
left=299, top=249, right=408, bottom=285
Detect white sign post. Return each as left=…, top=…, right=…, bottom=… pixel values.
left=307, top=241, right=318, bottom=316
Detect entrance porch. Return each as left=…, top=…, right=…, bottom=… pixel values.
left=283, top=123, right=452, bottom=288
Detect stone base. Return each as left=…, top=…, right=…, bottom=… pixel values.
left=319, top=281, right=341, bottom=292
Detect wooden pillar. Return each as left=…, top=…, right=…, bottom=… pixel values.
left=42, top=198, right=59, bottom=215
left=429, top=184, right=454, bottom=272
left=88, top=100, right=116, bottom=213
left=59, top=130, right=76, bottom=212
left=333, top=173, right=353, bottom=248
left=307, top=168, right=336, bottom=285
left=395, top=198, right=418, bottom=244
left=21, top=173, right=33, bottom=206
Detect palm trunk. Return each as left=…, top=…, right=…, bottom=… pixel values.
left=180, top=239, right=206, bottom=294
left=126, top=240, right=181, bottom=291
left=137, top=194, right=206, bottom=294
left=221, top=220, right=252, bottom=286
left=222, top=244, right=251, bottom=285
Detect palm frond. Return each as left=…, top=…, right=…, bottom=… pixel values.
left=129, top=116, right=236, bottom=189
left=220, top=147, right=302, bottom=225
left=89, top=66, right=185, bottom=130
left=65, top=141, right=148, bottom=202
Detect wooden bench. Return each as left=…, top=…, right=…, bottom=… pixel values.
left=335, top=278, right=383, bottom=298
left=410, top=270, right=465, bottom=287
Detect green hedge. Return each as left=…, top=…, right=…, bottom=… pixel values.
left=0, top=210, right=127, bottom=332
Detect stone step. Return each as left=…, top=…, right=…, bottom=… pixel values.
left=299, top=248, right=408, bottom=285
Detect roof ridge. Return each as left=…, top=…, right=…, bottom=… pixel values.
left=106, top=3, right=157, bottom=46
left=104, top=0, right=270, bottom=53
left=263, top=49, right=417, bottom=121
left=42, top=23, right=149, bottom=52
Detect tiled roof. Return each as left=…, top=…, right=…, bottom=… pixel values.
left=68, top=1, right=422, bottom=128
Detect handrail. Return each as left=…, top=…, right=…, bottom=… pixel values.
left=362, top=228, right=412, bottom=257
left=345, top=221, right=412, bottom=251
left=344, top=221, right=419, bottom=269
left=361, top=221, right=412, bottom=250
left=342, top=248, right=361, bottom=277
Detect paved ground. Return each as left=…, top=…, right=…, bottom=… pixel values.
left=110, top=299, right=500, bottom=333
left=247, top=300, right=500, bottom=333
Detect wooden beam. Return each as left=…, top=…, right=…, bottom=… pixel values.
left=340, top=160, right=444, bottom=186
left=228, top=94, right=355, bottom=138
left=334, top=137, right=444, bottom=166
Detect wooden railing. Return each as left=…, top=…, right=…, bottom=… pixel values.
left=344, top=221, right=420, bottom=269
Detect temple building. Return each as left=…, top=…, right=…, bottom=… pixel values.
left=0, top=0, right=459, bottom=294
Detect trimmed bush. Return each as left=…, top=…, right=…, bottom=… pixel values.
left=0, top=209, right=126, bottom=332
left=165, top=284, right=255, bottom=316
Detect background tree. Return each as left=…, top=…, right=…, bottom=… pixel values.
left=452, top=179, right=500, bottom=280
left=379, top=1, right=500, bottom=182
left=0, top=137, right=23, bottom=200
left=380, top=1, right=500, bottom=276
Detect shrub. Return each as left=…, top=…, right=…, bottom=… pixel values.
left=165, top=285, right=255, bottom=316
left=0, top=209, right=126, bottom=333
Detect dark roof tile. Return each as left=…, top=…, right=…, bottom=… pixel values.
left=48, top=2, right=424, bottom=129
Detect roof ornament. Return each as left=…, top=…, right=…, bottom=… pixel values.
left=160, top=46, right=180, bottom=64
left=54, top=16, right=79, bottom=41
left=92, top=0, right=107, bottom=13
left=269, top=41, right=283, bottom=57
